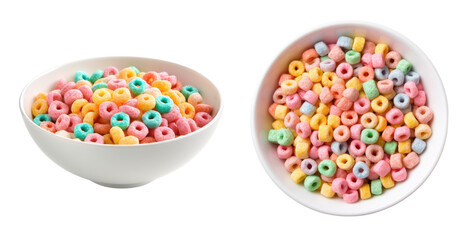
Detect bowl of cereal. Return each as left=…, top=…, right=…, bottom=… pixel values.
left=252, top=22, right=447, bottom=215
left=20, top=56, right=222, bottom=188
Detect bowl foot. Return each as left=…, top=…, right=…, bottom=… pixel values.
left=92, top=181, right=152, bottom=188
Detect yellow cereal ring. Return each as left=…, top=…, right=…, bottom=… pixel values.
left=112, top=88, right=132, bottom=106
left=404, top=112, right=419, bottom=128
left=321, top=72, right=337, bottom=88
left=179, top=102, right=196, bottom=119
left=320, top=183, right=335, bottom=198
left=118, top=68, right=137, bottom=82
left=76, top=80, right=92, bottom=88
left=163, top=90, right=184, bottom=105
left=288, top=60, right=305, bottom=77
left=375, top=116, right=387, bottom=132
left=375, top=43, right=389, bottom=58
left=71, top=99, right=89, bottom=114
left=291, top=168, right=307, bottom=183
left=308, top=67, right=323, bottom=82
left=327, top=114, right=341, bottom=129
left=313, top=83, right=323, bottom=95
left=35, top=92, right=47, bottom=101
left=336, top=154, right=355, bottom=170
left=136, top=93, right=156, bottom=112
left=415, top=124, right=432, bottom=140
left=380, top=173, right=395, bottom=189
left=272, top=120, right=285, bottom=130
left=398, top=139, right=412, bottom=154
left=371, top=95, right=389, bottom=113
left=110, top=126, right=125, bottom=144
left=295, top=142, right=309, bottom=159
left=360, top=112, right=378, bottom=129
left=352, top=37, right=365, bottom=52
left=346, top=77, right=362, bottom=91
left=31, top=99, right=48, bottom=117
left=359, top=183, right=372, bottom=200
left=92, top=88, right=112, bottom=106
left=318, top=124, right=333, bottom=142
left=316, top=103, right=330, bottom=116
left=299, top=114, right=311, bottom=123
left=83, top=112, right=98, bottom=125
left=81, top=103, right=99, bottom=117
left=310, top=114, right=327, bottom=130
left=293, top=136, right=310, bottom=147
left=274, top=105, right=289, bottom=120
left=119, top=136, right=140, bottom=145
left=104, top=134, right=114, bottom=144
left=281, top=80, right=298, bottom=95
left=152, top=80, right=172, bottom=92
left=383, top=90, right=396, bottom=100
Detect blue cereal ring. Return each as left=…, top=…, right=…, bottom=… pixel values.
left=89, top=70, right=104, bottom=84
left=110, top=112, right=130, bottom=130
left=181, top=85, right=199, bottom=100
left=128, top=78, right=147, bottom=95
left=74, top=71, right=90, bottom=83
left=33, top=114, right=52, bottom=126
left=74, top=123, right=94, bottom=140
left=353, top=161, right=369, bottom=179
left=155, top=95, right=174, bottom=113
left=142, top=110, right=162, bottom=129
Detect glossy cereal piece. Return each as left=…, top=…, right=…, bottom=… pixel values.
left=336, top=154, right=355, bottom=170
left=153, top=126, right=176, bottom=142
left=415, top=124, right=432, bottom=140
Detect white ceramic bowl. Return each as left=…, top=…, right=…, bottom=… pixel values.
left=20, top=57, right=222, bottom=188
left=252, top=23, right=448, bottom=215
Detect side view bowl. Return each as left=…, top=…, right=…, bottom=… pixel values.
left=20, top=57, right=222, bottom=188
left=252, top=22, right=448, bottom=215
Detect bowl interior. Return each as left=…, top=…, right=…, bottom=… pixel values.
left=253, top=23, right=447, bottom=215
left=21, top=56, right=221, bottom=130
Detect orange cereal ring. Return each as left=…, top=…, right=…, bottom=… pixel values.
left=40, top=121, right=56, bottom=133
left=94, top=123, right=112, bottom=135
left=289, top=60, right=305, bottom=77
left=71, top=99, right=89, bottom=114
left=83, top=112, right=98, bottom=125
left=32, top=99, right=48, bottom=117
left=35, top=92, right=47, bottom=101
left=163, top=90, right=184, bottom=105
left=179, top=102, right=196, bottom=119
left=152, top=80, right=172, bottom=92
left=76, top=80, right=93, bottom=88
left=103, top=133, right=114, bottom=144
left=195, top=104, right=213, bottom=114
left=81, top=103, right=99, bottom=117
left=118, top=68, right=137, bottom=82
left=358, top=66, right=374, bottom=82
left=112, top=88, right=132, bottom=106
left=143, top=71, right=160, bottom=84
left=188, top=92, right=203, bottom=106
left=119, top=136, right=139, bottom=145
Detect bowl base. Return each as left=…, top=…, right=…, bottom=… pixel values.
left=92, top=181, right=152, bottom=188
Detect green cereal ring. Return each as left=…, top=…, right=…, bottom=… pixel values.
left=320, top=55, right=331, bottom=62
left=384, top=141, right=398, bottom=155
left=110, top=112, right=131, bottom=130
left=268, top=129, right=280, bottom=143
left=304, top=175, right=321, bottom=191
left=33, top=114, right=52, bottom=126
left=318, top=159, right=337, bottom=177
left=74, top=71, right=89, bottom=83
left=361, top=129, right=379, bottom=144
left=396, top=59, right=412, bottom=74
left=345, top=50, right=361, bottom=64
left=74, top=123, right=94, bottom=140
left=181, top=85, right=199, bottom=100
left=89, top=70, right=104, bottom=84
left=371, top=179, right=383, bottom=195
left=91, top=82, right=108, bottom=92
left=277, top=128, right=294, bottom=146
left=362, top=80, right=379, bottom=100
left=129, top=66, right=140, bottom=75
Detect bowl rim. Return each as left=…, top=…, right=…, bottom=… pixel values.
left=251, top=21, right=448, bottom=216
left=20, top=56, right=224, bottom=148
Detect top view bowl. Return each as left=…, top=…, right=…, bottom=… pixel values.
left=20, top=56, right=222, bottom=188
left=252, top=22, right=448, bottom=215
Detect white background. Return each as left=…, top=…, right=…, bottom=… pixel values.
left=1, top=0, right=469, bottom=239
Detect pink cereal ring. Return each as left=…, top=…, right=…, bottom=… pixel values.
left=302, top=48, right=319, bottom=62
left=187, top=118, right=198, bottom=132
left=349, top=139, right=366, bottom=156
left=404, top=81, right=418, bottom=98
left=332, top=178, right=348, bottom=194
left=361, top=53, right=372, bottom=66
left=343, top=189, right=359, bottom=203
left=64, top=89, right=83, bottom=106
left=143, top=71, right=160, bottom=83
left=353, top=98, right=371, bottom=114
left=84, top=133, right=104, bottom=144
left=350, top=124, right=364, bottom=140
left=382, top=126, right=395, bottom=142
left=365, top=144, right=384, bottom=163
left=154, top=127, right=176, bottom=142
left=330, top=83, right=345, bottom=99
left=371, top=53, right=385, bottom=68
left=195, top=104, right=213, bottom=115
left=273, top=87, right=286, bottom=104
left=194, top=112, right=212, bottom=128
left=342, top=87, right=359, bottom=102
left=278, top=74, right=293, bottom=86
left=309, top=146, right=319, bottom=159
left=321, top=174, right=335, bottom=183
left=304, top=58, right=320, bottom=71
left=48, top=101, right=70, bottom=121
left=335, top=63, right=353, bottom=80
left=403, top=152, right=420, bottom=169
left=55, top=78, right=67, bottom=90
left=320, top=87, right=334, bottom=104
left=160, top=118, right=169, bottom=128
left=127, top=121, right=149, bottom=140
left=385, top=51, right=402, bottom=68
left=107, top=78, right=127, bottom=90
left=103, top=66, right=119, bottom=77
left=377, top=79, right=394, bottom=94
left=66, top=115, right=82, bottom=132
left=389, top=153, right=403, bottom=170
left=371, top=160, right=391, bottom=177
left=346, top=173, right=363, bottom=190
left=176, top=118, right=191, bottom=136
left=310, top=131, right=323, bottom=147
left=385, top=108, right=404, bottom=125
left=118, top=105, right=140, bottom=119
left=328, top=46, right=345, bottom=62
left=161, top=105, right=183, bottom=123
left=414, top=91, right=427, bottom=106
left=394, top=126, right=411, bottom=142
left=99, top=101, right=118, bottom=121
left=60, top=82, right=76, bottom=96
left=284, top=112, right=300, bottom=129
left=302, top=90, right=318, bottom=105
left=124, top=99, right=138, bottom=108
left=140, top=137, right=156, bottom=144
left=277, top=145, right=293, bottom=159
left=285, top=156, right=302, bottom=173
left=55, top=114, right=71, bottom=131
left=414, top=106, right=433, bottom=124
left=391, top=167, right=408, bottom=182
left=330, top=105, right=342, bottom=117
left=298, top=77, right=313, bottom=91
left=318, top=145, right=331, bottom=160
left=341, top=111, right=359, bottom=126
left=295, top=122, right=311, bottom=139
left=333, top=125, right=350, bottom=142
left=47, top=91, right=62, bottom=105
left=355, top=156, right=372, bottom=168
left=78, top=85, right=93, bottom=101
left=286, top=93, right=302, bottom=109
left=336, top=97, right=353, bottom=111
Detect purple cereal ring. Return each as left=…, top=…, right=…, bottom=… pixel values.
left=320, top=59, right=336, bottom=72
left=301, top=158, right=317, bottom=175
left=84, top=133, right=104, bottom=144
left=277, top=145, right=293, bottom=159
left=153, top=127, right=175, bottom=142
left=64, top=89, right=83, bottom=106
left=48, top=101, right=70, bottom=121
left=103, top=66, right=119, bottom=77
left=55, top=114, right=70, bottom=131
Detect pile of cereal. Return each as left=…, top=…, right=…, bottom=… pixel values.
left=31, top=66, right=213, bottom=144
left=268, top=36, right=433, bottom=203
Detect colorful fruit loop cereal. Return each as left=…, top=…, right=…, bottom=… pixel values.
left=268, top=36, right=433, bottom=203
left=31, top=66, right=214, bottom=145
